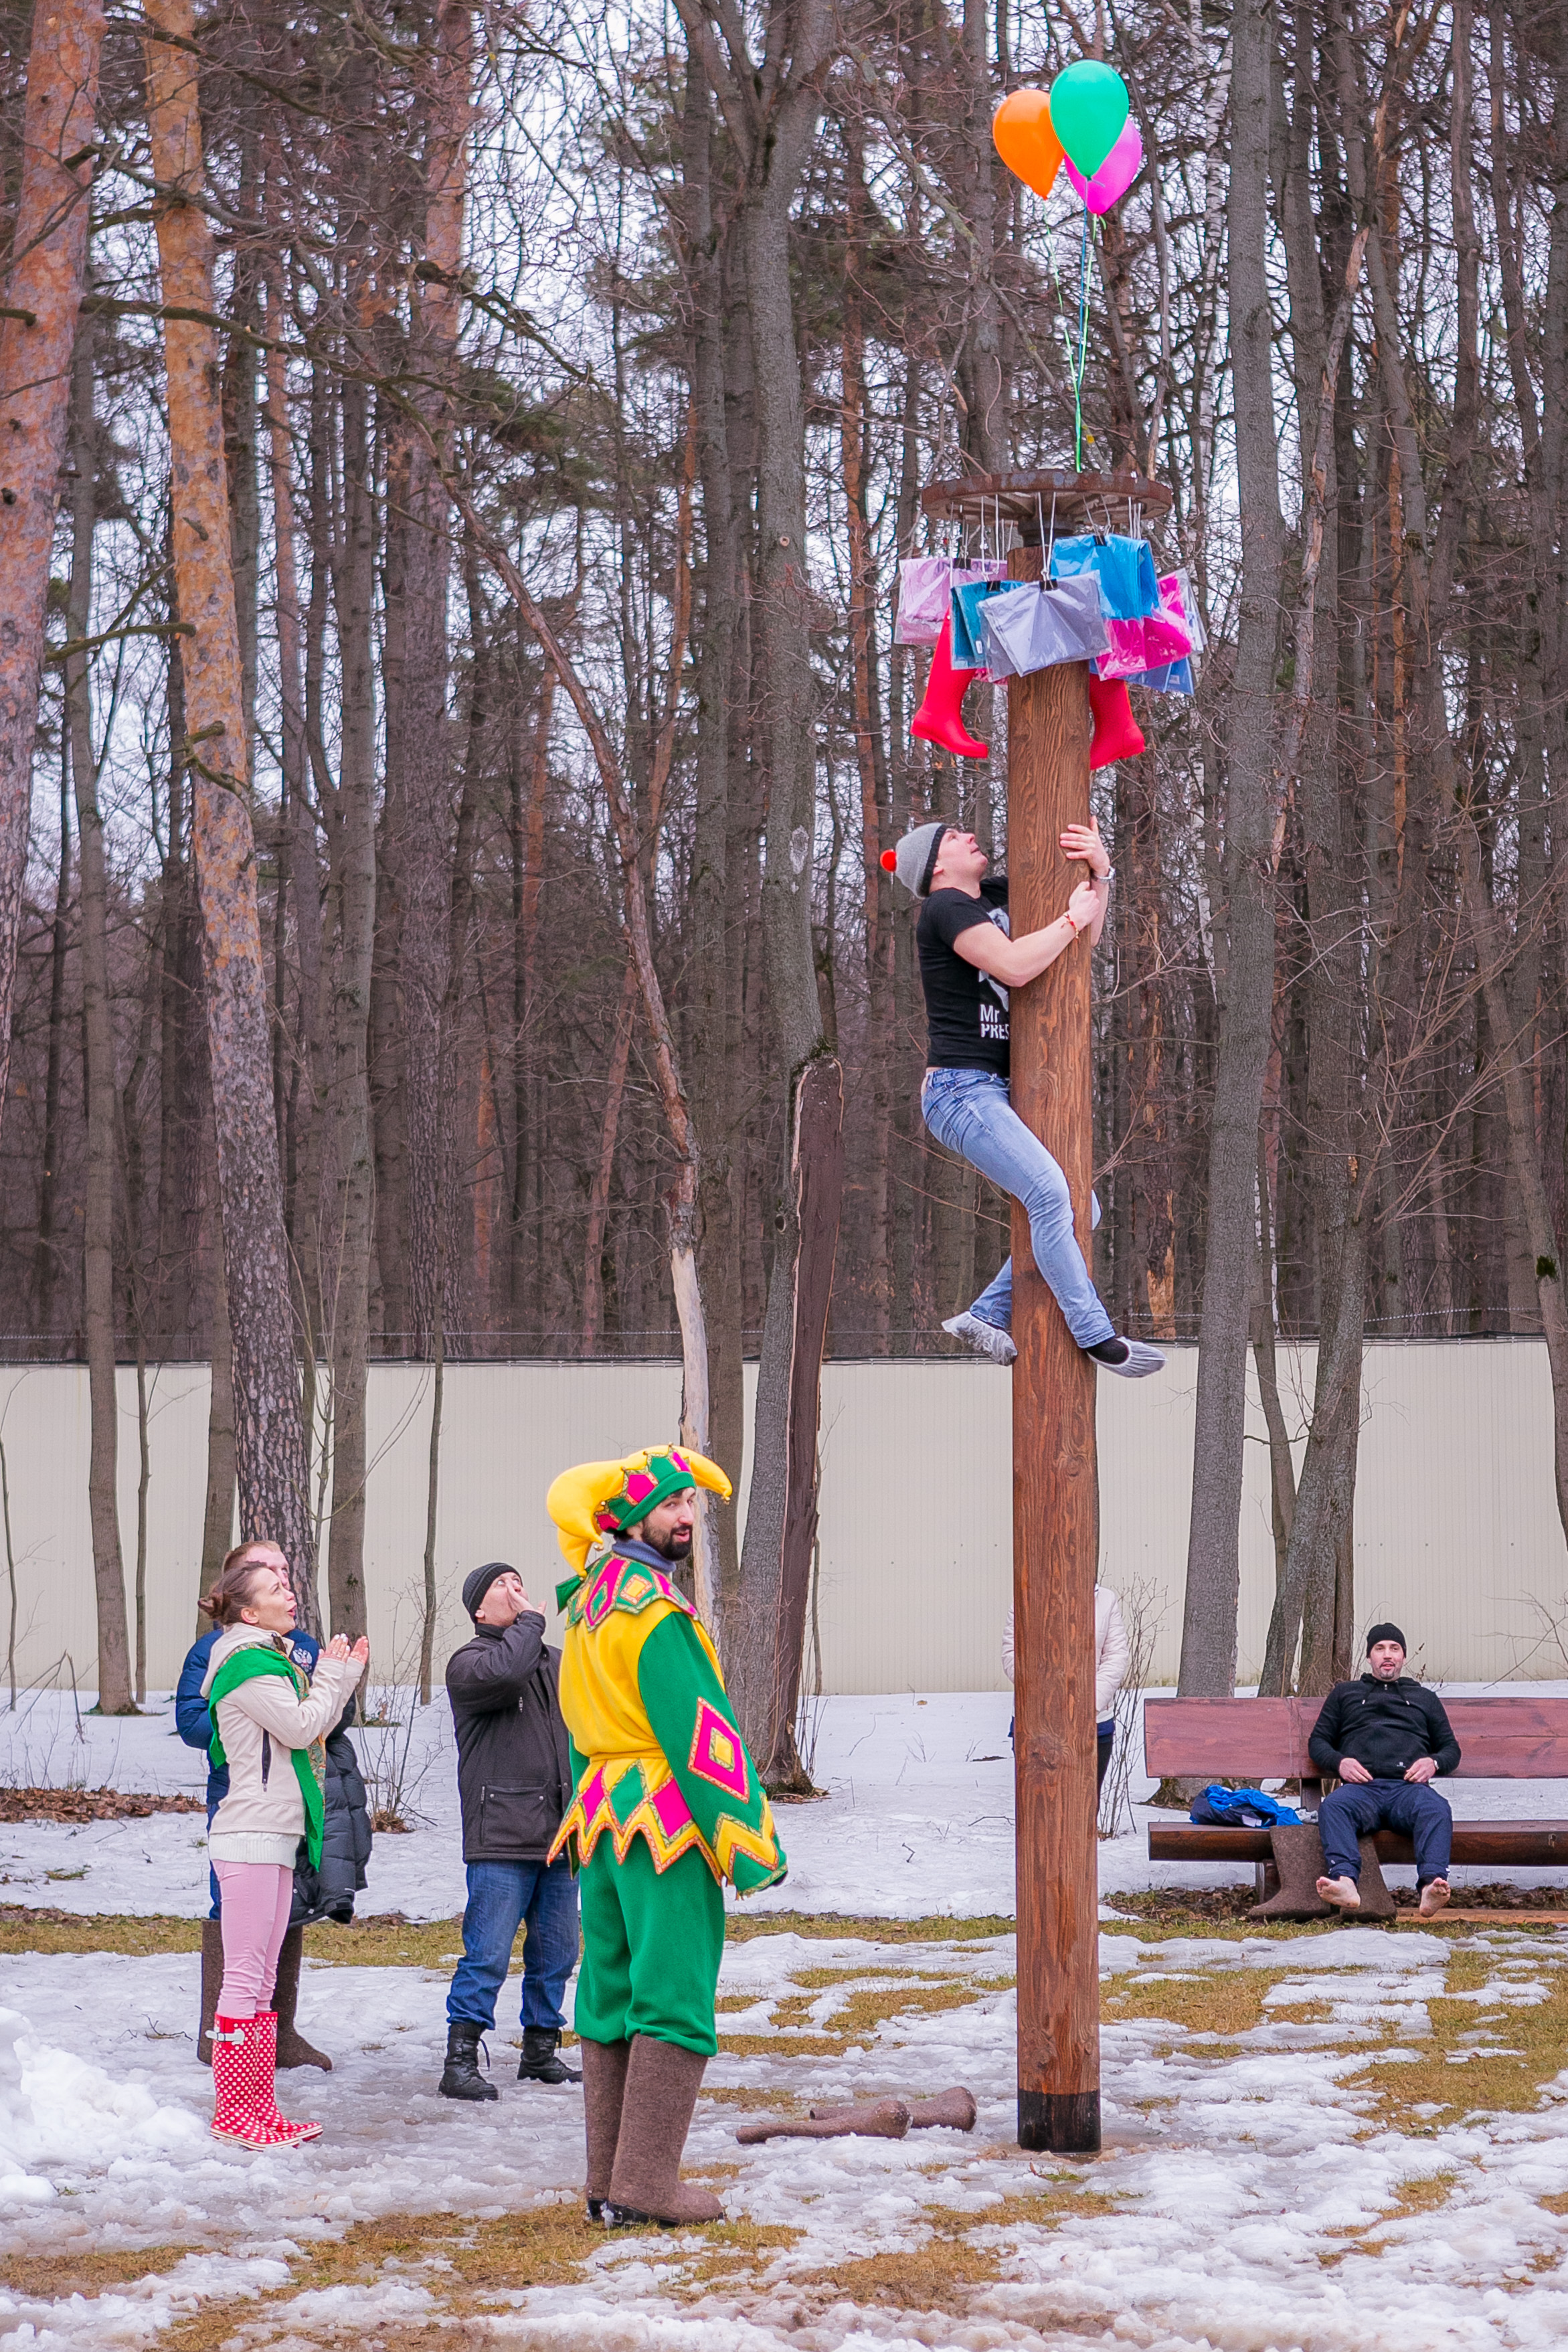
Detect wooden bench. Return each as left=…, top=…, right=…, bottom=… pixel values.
left=1143, top=1697, right=1568, bottom=1888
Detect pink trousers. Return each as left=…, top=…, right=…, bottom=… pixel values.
left=213, top=1860, right=294, bottom=2017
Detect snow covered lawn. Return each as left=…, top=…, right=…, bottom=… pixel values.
left=7, top=1685, right=1568, bottom=1920
left=9, top=1689, right=1568, bottom=2347
left=8, top=1917, right=1568, bottom=2347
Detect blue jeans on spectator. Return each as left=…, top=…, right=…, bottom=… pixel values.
left=922, top=1068, right=1114, bottom=1347
left=1318, top=1779, right=1453, bottom=1887
left=446, top=1857, right=580, bottom=2033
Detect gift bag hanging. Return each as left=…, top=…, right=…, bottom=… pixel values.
left=1160, top=569, right=1205, bottom=655
left=1030, top=573, right=1110, bottom=668
left=1049, top=531, right=1160, bottom=620
left=980, top=581, right=1043, bottom=677
left=895, top=554, right=954, bottom=647
left=950, top=575, right=1005, bottom=671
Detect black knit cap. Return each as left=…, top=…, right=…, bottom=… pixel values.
left=463, top=1561, right=515, bottom=1619
left=1365, top=1621, right=1407, bottom=1655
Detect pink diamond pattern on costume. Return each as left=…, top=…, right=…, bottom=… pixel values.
left=688, top=1699, right=750, bottom=1800
left=584, top=1558, right=622, bottom=1629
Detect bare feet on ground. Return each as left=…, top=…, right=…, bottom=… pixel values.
left=1316, top=1875, right=1361, bottom=1910
left=1418, top=1878, right=1451, bottom=1917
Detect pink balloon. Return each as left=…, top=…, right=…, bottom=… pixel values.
left=1064, top=117, right=1142, bottom=214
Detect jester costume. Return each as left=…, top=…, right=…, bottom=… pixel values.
left=547, top=1445, right=785, bottom=2227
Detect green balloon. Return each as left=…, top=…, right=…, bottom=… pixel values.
left=1049, top=60, right=1130, bottom=179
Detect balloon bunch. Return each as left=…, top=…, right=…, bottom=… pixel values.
left=992, top=63, right=1141, bottom=466
left=992, top=62, right=1142, bottom=215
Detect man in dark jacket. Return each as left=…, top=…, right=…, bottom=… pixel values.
left=176, top=1539, right=372, bottom=2068
left=439, top=1560, right=580, bottom=2100
left=1308, top=1622, right=1460, bottom=1918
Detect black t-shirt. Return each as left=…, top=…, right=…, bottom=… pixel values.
left=917, top=877, right=1012, bottom=1074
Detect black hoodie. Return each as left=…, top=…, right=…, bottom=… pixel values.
left=446, top=1610, right=573, bottom=1862
left=1308, top=1675, right=1461, bottom=1782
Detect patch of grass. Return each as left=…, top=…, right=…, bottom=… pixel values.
left=0, top=1908, right=205, bottom=1957
left=1103, top=1970, right=1292, bottom=2039
left=786, top=2238, right=1005, bottom=2311
left=1359, top=1950, right=1568, bottom=2130
left=1, top=2244, right=196, bottom=2302
left=725, top=1909, right=1015, bottom=1945
left=677, top=2219, right=804, bottom=2289
left=717, top=2030, right=851, bottom=2057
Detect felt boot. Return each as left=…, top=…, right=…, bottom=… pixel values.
left=249, top=2011, right=322, bottom=2143
left=211, top=2016, right=302, bottom=2148
left=604, top=2035, right=723, bottom=2227
left=910, top=616, right=988, bottom=760
left=518, top=2027, right=582, bottom=2084
left=197, top=1917, right=223, bottom=2066
left=438, top=2020, right=499, bottom=2101
left=1250, top=1825, right=1396, bottom=1921
left=580, top=2035, right=632, bottom=2221
left=273, top=1926, right=332, bottom=2071
left=1087, top=674, right=1145, bottom=768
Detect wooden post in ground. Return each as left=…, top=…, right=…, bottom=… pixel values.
left=915, top=469, right=1170, bottom=2161
left=1005, top=539, right=1101, bottom=2155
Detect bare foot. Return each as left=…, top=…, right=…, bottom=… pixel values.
left=1418, top=1878, right=1450, bottom=1917
left=1316, top=1875, right=1361, bottom=1910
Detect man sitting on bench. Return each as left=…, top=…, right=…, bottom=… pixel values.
left=1308, top=1623, right=1460, bottom=1920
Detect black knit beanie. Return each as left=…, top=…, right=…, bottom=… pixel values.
left=1365, top=1621, right=1406, bottom=1655
left=463, top=1561, right=514, bottom=1619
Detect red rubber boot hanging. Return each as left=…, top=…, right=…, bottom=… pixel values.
left=1087, top=673, right=1146, bottom=770
left=911, top=614, right=988, bottom=761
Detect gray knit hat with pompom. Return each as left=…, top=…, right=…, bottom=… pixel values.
left=880, top=820, right=952, bottom=898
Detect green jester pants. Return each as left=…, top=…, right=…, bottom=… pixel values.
left=574, top=1834, right=725, bottom=2057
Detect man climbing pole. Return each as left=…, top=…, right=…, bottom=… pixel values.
left=883, top=816, right=1165, bottom=1377
left=546, top=1445, right=786, bottom=2228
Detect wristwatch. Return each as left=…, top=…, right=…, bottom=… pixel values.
left=1093, top=865, right=1115, bottom=886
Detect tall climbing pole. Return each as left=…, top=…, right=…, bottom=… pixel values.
left=919, top=467, right=1172, bottom=2156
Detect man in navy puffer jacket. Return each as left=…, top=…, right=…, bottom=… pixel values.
left=178, top=1564, right=373, bottom=2068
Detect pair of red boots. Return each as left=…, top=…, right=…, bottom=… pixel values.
left=911, top=615, right=1145, bottom=768
left=211, top=2011, right=323, bottom=2148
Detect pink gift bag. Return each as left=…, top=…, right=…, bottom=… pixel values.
left=895, top=556, right=953, bottom=646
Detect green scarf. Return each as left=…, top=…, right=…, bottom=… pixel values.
left=207, top=1643, right=326, bottom=1869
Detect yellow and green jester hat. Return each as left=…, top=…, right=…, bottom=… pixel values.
left=547, top=1445, right=731, bottom=1610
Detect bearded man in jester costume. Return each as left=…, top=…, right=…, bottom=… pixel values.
left=546, top=1446, right=786, bottom=2228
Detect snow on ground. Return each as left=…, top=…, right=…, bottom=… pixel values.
left=5, top=1922, right=1568, bottom=2347
left=5, top=1684, right=1568, bottom=1921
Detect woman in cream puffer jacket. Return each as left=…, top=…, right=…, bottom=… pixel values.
left=197, top=1543, right=367, bottom=2146
left=1002, top=1584, right=1130, bottom=1792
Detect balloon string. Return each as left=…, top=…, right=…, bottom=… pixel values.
left=1072, top=210, right=1092, bottom=470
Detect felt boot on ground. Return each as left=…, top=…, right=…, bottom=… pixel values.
left=910, top=615, right=988, bottom=760
left=248, top=2011, right=322, bottom=2143
left=604, top=2035, right=723, bottom=2227
left=211, top=2016, right=308, bottom=2148
left=198, top=1917, right=223, bottom=2066
left=438, top=2020, right=499, bottom=2101
left=580, top=2036, right=632, bottom=2221
left=273, top=1926, right=332, bottom=2071
left=518, top=2028, right=582, bottom=2084
left=1251, top=1825, right=1396, bottom=1921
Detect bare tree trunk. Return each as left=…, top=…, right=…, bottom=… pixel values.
left=145, top=0, right=316, bottom=1622
left=33, top=766, right=70, bottom=1344
left=325, top=367, right=379, bottom=1645
left=65, top=313, right=132, bottom=1715
left=582, top=956, right=636, bottom=1356
left=1176, top=0, right=1285, bottom=1696
left=199, top=1236, right=237, bottom=1618
left=0, top=0, right=104, bottom=1147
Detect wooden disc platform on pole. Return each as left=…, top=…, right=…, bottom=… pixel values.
left=922, top=469, right=1171, bottom=2157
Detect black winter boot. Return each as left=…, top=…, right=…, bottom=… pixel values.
left=197, top=1918, right=223, bottom=2066
left=518, top=2028, right=582, bottom=2084
left=438, top=2021, right=499, bottom=2101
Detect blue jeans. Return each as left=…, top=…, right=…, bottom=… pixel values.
left=922, top=1068, right=1114, bottom=1347
left=446, top=1857, right=580, bottom=2033
left=1318, top=1780, right=1453, bottom=1887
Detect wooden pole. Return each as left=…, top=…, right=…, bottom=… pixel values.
left=1007, top=540, right=1102, bottom=2154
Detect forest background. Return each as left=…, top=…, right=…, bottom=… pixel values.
left=0, top=0, right=1562, bottom=1775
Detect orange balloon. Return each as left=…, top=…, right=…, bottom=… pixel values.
left=992, top=89, right=1064, bottom=199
